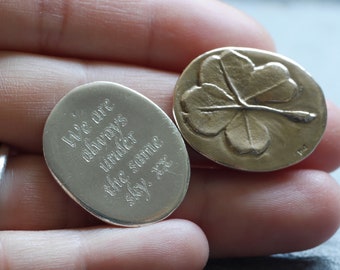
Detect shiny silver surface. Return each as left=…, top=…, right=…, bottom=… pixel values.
left=43, top=82, right=190, bottom=226
left=0, top=144, right=9, bottom=183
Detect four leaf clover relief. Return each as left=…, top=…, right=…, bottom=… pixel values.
left=180, top=49, right=317, bottom=156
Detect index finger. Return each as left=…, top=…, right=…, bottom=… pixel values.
left=0, top=0, right=274, bottom=70
left=0, top=53, right=339, bottom=172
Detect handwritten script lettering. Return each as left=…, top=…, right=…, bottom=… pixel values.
left=61, top=98, right=171, bottom=207
left=128, top=136, right=164, bottom=173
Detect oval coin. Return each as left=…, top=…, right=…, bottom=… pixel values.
left=173, top=47, right=327, bottom=171
left=44, top=82, right=190, bottom=226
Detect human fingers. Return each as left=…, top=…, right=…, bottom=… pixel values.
left=173, top=169, right=340, bottom=257
left=1, top=155, right=339, bottom=257
left=0, top=53, right=339, bottom=171
left=0, top=220, right=209, bottom=270
left=0, top=155, right=100, bottom=230
left=294, top=101, right=340, bottom=172
left=0, top=52, right=176, bottom=153
left=0, top=0, right=274, bottom=71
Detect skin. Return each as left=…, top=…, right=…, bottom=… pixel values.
left=0, top=0, right=340, bottom=269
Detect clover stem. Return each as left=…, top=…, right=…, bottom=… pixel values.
left=198, top=104, right=316, bottom=123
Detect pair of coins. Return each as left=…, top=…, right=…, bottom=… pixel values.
left=43, top=47, right=326, bottom=226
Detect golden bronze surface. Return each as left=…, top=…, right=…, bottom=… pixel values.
left=173, top=47, right=327, bottom=171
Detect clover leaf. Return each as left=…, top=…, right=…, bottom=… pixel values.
left=181, top=50, right=316, bottom=155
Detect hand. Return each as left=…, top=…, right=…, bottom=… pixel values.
left=1, top=0, right=340, bottom=269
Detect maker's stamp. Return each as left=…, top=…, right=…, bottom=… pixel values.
left=173, top=47, right=327, bottom=171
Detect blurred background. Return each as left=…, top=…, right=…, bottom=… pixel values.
left=207, top=0, right=340, bottom=269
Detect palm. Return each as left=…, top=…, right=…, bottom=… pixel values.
left=0, top=0, right=340, bottom=269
